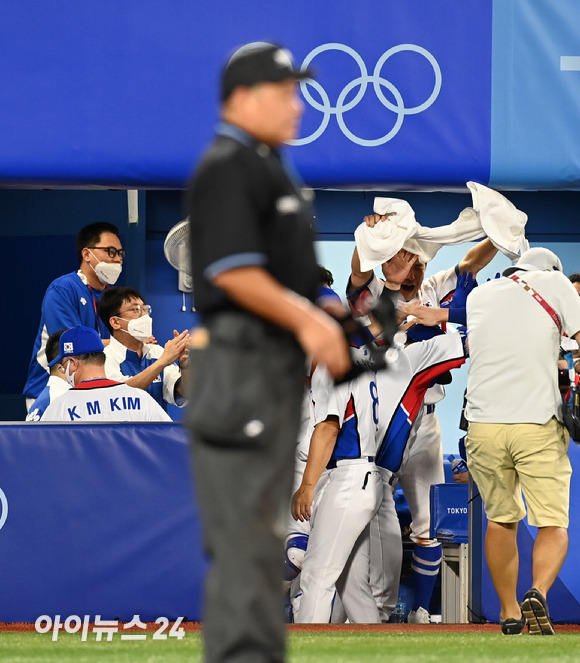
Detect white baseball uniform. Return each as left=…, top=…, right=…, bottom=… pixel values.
left=284, top=366, right=334, bottom=598
left=375, top=332, right=466, bottom=476
left=349, top=266, right=460, bottom=542
left=25, top=376, right=71, bottom=421
left=368, top=466, right=401, bottom=622
left=40, top=378, right=172, bottom=422
left=103, top=336, right=185, bottom=411
left=348, top=267, right=466, bottom=619
left=287, top=365, right=336, bottom=538
left=401, top=266, right=460, bottom=544
left=297, top=350, right=382, bottom=623
left=371, top=331, right=465, bottom=618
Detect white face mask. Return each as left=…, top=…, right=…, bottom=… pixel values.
left=119, top=314, right=153, bottom=342
left=64, top=361, right=77, bottom=388
left=94, top=261, right=122, bottom=286
left=89, top=250, right=122, bottom=286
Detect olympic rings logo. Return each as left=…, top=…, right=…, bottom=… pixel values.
left=289, top=43, right=442, bottom=147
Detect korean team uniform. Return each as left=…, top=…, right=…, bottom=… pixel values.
left=24, top=271, right=110, bottom=403
left=41, top=379, right=172, bottom=422
left=373, top=330, right=466, bottom=619
left=296, top=353, right=382, bottom=623
left=349, top=265, right=463, bottom=619
left=285, top=365, right=333, bottom=583
left=25, top=377, right=71, bottom=421
left=104, top=336, right=186, bottom=413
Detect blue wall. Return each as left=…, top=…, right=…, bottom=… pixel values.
left=0, top=423, right=207, bottom=622
left=1, top=422, right=580, bottom=624
left=2, top=2, right=580, bottom=189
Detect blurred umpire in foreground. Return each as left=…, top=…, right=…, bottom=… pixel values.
left=185, top=42, right=350, bottom=662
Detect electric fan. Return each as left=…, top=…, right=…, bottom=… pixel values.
left=164, top=219, right=192, bottom=293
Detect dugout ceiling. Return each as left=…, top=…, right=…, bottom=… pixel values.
left=1, top=1, right=580, bottom=190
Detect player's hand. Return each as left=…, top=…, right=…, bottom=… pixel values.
left=453, top=471, right=470, bottom=485
left=441, top=271, right=476, bottom=310
left=143, top=335, right=158, bottom=345
left=383, top=250, right=418, bottom=287
left=400, top=301, right=448, bottom=326
left=363, top=212, right=397, bottom=228
left=291, top=485, right=315, bottom=522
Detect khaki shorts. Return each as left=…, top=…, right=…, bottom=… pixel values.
left=466, top=418, right=571, bottom=528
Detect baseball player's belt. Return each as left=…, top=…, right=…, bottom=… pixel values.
left=327, top=456, right=374, bottom=469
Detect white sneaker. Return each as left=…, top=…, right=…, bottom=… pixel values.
left=407, top=607, right=431, bottom=624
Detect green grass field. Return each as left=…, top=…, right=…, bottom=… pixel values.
left=1, top=630, right=579, bottom=663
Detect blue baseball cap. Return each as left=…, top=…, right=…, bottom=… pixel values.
left=48, top=325, right=104, bottom=367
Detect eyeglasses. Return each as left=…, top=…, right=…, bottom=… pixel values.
left=119, top=304, right=152, bottom=317
left=87, top=246, right=126, bottom=260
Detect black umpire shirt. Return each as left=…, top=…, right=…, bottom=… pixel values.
left=187, top=122, right=319, bottom=331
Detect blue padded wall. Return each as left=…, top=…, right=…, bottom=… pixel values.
left=0, top=423, right=207, bottom=623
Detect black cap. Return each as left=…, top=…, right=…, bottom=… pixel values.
left=221, top=42, right=312, bottom=102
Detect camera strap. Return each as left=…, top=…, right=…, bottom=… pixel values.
left=509, top=274, right=562, bottom=334
left=510, top=273, right=578, bottom=391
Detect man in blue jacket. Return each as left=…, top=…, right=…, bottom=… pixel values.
left=24, top=222, right=124, bottom=409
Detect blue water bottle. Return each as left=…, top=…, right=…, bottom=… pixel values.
left=448, top=454, right=468, bottom=474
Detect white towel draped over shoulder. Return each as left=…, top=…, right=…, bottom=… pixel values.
left=354, top=182, right=529, bottom=272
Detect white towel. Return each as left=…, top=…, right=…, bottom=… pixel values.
left=466, top=182, right=529, bottom=260
left=354, top=199, right=419, bottom=270
left=355, top=182, right=528, bottom=271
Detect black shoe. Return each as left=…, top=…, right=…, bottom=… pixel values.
left=500, top=613, right=526, bottom=635
left=521, top=588, right=556, bottom=635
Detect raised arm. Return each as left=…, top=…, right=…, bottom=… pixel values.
left=350, top=213, right=397, bottom=288
left=350, top=244, right=373, bottom=289
left=458, top=238, right=498, bottom=276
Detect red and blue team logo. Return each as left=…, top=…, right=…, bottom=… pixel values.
left=329, top=396, right=361, bottom=462
left=376, top=357, right=464, bottom=472
left=376, top=404, right=418, bottom=473
left=376, top=396, right=423, bottom=473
